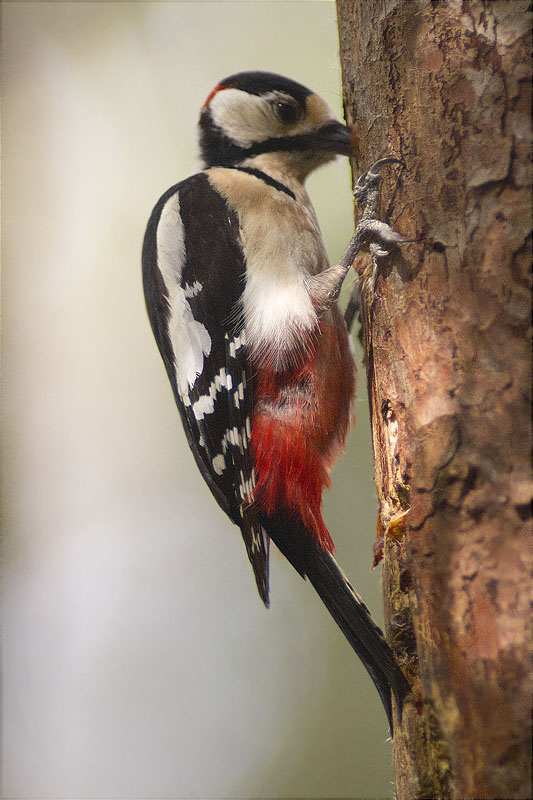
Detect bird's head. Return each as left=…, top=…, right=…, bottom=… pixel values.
left=198, top=71, right=354, bottom=182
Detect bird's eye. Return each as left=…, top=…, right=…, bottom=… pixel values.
left=274, top=100, right=303, bottom=125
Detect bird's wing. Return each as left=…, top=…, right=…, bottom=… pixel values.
left=142, top=172, right=269, bottom=603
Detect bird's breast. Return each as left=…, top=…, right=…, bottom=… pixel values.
left=207, top=166, right=330, bottom=370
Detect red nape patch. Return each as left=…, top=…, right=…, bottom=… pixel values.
left=202, top=82, right=235, bottom=109
left=250, top=415, right=335, bottom=552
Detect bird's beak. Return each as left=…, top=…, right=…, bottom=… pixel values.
left=312, top=121, right=354, bottom=156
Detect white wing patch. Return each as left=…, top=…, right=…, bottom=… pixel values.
left=156, top=193, right=211, bottom=403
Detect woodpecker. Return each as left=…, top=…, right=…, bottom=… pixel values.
left=142, top=71, right=409, bottom=730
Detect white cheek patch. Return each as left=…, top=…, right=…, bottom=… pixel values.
left=209, top=89, right=277, bottom=147
left=156, top=193, right=211, bottom=402
left=209, top=88, right=335, bottom=149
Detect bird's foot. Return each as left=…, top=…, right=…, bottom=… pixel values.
left=353, top=156, right=403, bottom=210
left=340, top=156, right=406, bottom=271
left=341, top=158, right=408, bottom=329
left=353, top=156, right=406, bottom=258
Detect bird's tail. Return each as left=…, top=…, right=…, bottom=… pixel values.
left=266, top=513, right=410, bottom=734
left=305, top=545, right=410, bottom=733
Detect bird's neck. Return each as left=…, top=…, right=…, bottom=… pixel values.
left=240, top=151, right=330, bottom=186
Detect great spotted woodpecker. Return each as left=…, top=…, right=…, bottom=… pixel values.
left=142, top=71, right=409, bottom=730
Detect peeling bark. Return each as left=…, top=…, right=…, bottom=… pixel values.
left=336, top=2, right=532, bottom=798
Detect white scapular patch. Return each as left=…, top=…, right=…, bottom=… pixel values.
left=192, top=367, right=229, bottom=421
left=156, top=193, right=211, bottom=402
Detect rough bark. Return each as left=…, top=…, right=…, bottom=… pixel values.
left=336, top=2, right=532, bottom=798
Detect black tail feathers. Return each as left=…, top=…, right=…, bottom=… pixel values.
left=305, top=546, right=410, bottom=733
left=265, top=513, right=410, bottom=734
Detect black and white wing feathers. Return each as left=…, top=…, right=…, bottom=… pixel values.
left=225, top=330, right=270, bottom=604
left=142, top=172, right=269, bottom=602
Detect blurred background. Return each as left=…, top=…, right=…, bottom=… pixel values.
left=2, top=2, right=393, bottom=798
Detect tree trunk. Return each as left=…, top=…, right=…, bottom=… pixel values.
left=336, top=2, right=532, bottom=798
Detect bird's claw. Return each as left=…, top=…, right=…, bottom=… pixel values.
left=353, top=157, right=404, bottom=206
left=338, top=156, right=407, bottom=291
left=361, top=219, right=406, bottom=258
left=352, top=157, right=406, bottom=257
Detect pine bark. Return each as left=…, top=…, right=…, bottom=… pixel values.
left=336, top=2, right=532, bottom=798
